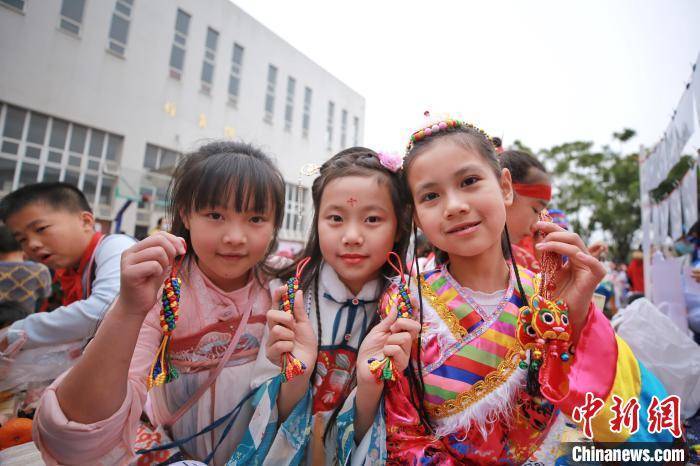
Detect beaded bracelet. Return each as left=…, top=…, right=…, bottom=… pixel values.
left=368, top=252, right=414, bottom=383
left=147, top=253, right=186, bottom=390
left=280, top=257, right=311, bottom=382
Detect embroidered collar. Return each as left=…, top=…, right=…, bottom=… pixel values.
left=440, top=263, right=514, bottom=321
left=319, top=261, right=381, bottom=303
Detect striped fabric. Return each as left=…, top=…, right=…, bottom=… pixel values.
left=422, top=267, right=534, bottom=409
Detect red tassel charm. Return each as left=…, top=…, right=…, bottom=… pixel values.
left=280, top=257, right=311, bottom=383
left=147, top=253, right=186, bottom=390
left=368, top=252, right=414, bottom=383
left=516, top=210, right=572, bottom=401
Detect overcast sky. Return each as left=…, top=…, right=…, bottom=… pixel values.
left=233, top=0, right=700, bottom=155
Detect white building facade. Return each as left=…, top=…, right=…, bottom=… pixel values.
left=0, top=0, right=365, bottom=246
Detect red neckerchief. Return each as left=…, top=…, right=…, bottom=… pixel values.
left=55, top=232, right=104, bottom=306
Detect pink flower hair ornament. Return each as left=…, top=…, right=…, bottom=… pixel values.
left=376, top=151, right=403, bottom=173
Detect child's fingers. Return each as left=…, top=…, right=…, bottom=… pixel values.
left=386, top=332, right=413, bottom=355
left=390, top=318, right=421, bottom=338
left=266, top=309, right=296, bottom=331
left=383, top=345, right=408, bottom=368
left=532, top=221, right=566, bottom=236
left=124, top=261, right=165, bottom=281
left=542, top=231, right=587, bottom=252
left=292, top=290, right=308, bottom=323
left=536, top=240, right=582, bottom=259
left=272, top=286, right=286, bottom=306
left=128, top=247, right=171, bottom=271
left=376, top=306, right=398, bottom=332
left=269, top=323, right=295, bottom=342
left=574, top=252, right=607, bottom=281
left=132, top=232, right=182, bottom=258
left=268, top=340, right=294, bottom=358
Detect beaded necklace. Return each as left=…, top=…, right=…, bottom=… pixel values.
left=280, top=257, right=311, bottom=382
left=367, top=252, right=414, bottom=382
left=147, top=254, right=186, bottom=390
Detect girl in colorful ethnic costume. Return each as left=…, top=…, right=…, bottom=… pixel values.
left=32, top=142, right=286, bottom=465
left=500, top=150, right=553, bottom=274
left=229, top=148, right=421, bottom=465
left=338, top=120, right=676, bottom=465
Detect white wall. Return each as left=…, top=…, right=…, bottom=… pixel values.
left=0, top=0, right=365, bottom=238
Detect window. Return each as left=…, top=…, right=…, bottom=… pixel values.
left=353, top=116, right=359, bottom=146
left=59, top=0, right=86, bottom=36
left=1, top=105, right=27, bottom=155
left=1, top=0, right=25, bottom=12
left=108, top=0, right=133, bottom=56
left=228, top=43, right=244, bottom=106
left=169, top=9, right=191, bottom=80
left=326, top=101, right=334, bottom=151
left=200, top=27, right=219, bottom=94
left=282, top=182, right=307, bottom=239
left=284, top=76, right=296, bottom=132
left=302, top=87, right=312, bottom=139
left=0, top=158, right=16, bottom=196
left=340, top=109, right=348, bottom=148
left=0, top=102, right=123, bottom=206
left=143, top=143, right=181, bottom=174
left=264, top=64, right=278, bottom=124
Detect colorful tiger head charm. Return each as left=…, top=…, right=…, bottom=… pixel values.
left=516, top=305, right=538, bottom=349
left=530, top=295, right=570, bottom=342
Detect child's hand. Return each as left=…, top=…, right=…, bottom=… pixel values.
left=118, top=232, right=186, bottom=318
left=534, top=221, right=607, bottom=340
left=357, top=306, right=421, bottom=387
left=265, top=286, right=318, bottom=374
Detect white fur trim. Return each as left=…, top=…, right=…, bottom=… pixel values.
left=431, top=367, right=527, bottom=439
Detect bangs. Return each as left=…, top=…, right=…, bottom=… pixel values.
left=187, top=152, right=278, bottom=215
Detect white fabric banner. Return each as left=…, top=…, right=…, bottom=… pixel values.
left=659, top=198, right=670, bottom=243
left=669, top=188, right=683, bottom=240
left=665, top=126, right=681, bottom=166
left=651, top=204, right=663, bottom=247
left=674, top=87, right=695, bottom=152
left=694, top=53, right=700, bottom=125
left=681, top=153, right=698, bottom=230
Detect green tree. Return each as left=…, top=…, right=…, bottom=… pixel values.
left=537, top=130, right=640, bottom=263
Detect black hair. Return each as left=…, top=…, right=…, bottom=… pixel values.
left=0, top=224, right=22, bottom=254
left=0, top=182, right=92, bottom=222
left=401, top=123, right=535, bottom=428
left=168, top=140, right=285, bottom=280
left=278, top=147, right=412, bottom=440
left=499, top=150, right=548, bottom=184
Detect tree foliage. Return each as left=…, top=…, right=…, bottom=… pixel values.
left=534, top=130, right=640, bottom=262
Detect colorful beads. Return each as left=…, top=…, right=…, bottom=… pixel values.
left=279, top=257, right=311, bottom=383
left=368, top=252, right=414, bottom=383
left=405, top=116, right=496, bottom=154
left=147, top=254, right=186, bottom=390
left=159, top=277, right=180, bottom=334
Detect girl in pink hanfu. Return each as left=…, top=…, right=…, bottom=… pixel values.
left=337, top=119, right=675, bottom=465
left=32, top=141, right=287, bottom=465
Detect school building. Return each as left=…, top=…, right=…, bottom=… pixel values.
left=0, top=0, right=365, bottom=249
